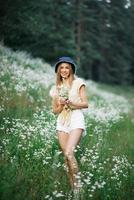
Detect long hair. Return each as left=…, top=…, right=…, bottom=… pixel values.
left=56, top=63, right=75, bottom=87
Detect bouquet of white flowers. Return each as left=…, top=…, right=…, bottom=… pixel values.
left=58, top=85, right=69, bottom=100
left=58, top=84, right=72, bottom=125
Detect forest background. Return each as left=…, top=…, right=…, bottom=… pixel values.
left=0, top=0, right=134, bottom=85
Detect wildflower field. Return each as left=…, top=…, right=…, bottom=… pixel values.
left=0, top=45, right=134, bottom=200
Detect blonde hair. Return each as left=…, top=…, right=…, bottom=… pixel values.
left=56, top=63, right=74, bottom=87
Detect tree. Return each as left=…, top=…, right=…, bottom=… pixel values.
left=0, top=0, right=134, bottom=85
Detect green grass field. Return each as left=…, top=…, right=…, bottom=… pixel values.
left=0, top=45, right=134, bottom=200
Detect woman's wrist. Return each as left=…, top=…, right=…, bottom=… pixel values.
left=69, top=101, right=88, bottom=110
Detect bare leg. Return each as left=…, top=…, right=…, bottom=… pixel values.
left=64, top=129, right=83, bottom=190
left=57, top=131, right=73, bottom=187
left=64, top=156, right=74, bottom=188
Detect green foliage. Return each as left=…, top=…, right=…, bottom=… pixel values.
left=0, top=0, right=134, bottom=84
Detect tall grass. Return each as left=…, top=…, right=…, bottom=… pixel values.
left=0, top=45, right=134, bottom=200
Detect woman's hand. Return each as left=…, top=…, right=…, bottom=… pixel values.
left=59, top=97, right=67, bottom=105
left=59, top=98, right=74, bottom=110
left=65, top=99, right=72, bottom=106
left=52, top=97, right=65, bottom=114
left=64, top=99, right=74, bottom=110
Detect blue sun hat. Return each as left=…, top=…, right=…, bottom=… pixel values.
left=54, top=56, right=76, bottom=74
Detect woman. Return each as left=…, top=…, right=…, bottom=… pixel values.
left=50, top=56, right=88, bottom=191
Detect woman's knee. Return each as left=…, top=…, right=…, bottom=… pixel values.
left=64, top=149, right=74, bottom=160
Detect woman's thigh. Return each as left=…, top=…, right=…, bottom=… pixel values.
left=57, top=131, right=69, bottom=152
left=65, top=129, right=83, bottom=152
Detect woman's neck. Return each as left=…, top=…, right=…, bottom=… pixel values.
left=60, top=75, right=75, bottom=87
left=62, top=77, right=69, bottom=86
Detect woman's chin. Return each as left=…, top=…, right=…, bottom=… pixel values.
left=61, top=76, right=68, bottom=79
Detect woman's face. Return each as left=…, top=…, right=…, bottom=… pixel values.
left=58, top=63, right=72, bottom=79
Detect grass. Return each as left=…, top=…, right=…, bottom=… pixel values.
left=1, top=115, right=133, bottom=200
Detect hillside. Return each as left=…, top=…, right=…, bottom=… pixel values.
left=0, top=45, right=134, bottom=200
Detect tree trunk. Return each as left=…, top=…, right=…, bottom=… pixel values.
left=74, top=0, right=83, bottom=67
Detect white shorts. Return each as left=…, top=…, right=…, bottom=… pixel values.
left=56, top=109, right=86, bottom=135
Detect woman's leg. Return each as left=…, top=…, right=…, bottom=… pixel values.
left=64, top=129, right=83, bottom=189
left=57, top=131, right=73, bottom=187
left=57, top=131, right=69, bottom=152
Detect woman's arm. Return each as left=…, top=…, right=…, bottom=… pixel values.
left=52, top=97, right=65, bottom=114
left=66, top=85, right=89, bottom=109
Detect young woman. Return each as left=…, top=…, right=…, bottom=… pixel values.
left=50, top=56, right=88, bottom=191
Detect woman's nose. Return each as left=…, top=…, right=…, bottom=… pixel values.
left=62, top=68, right=66, bottom=72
